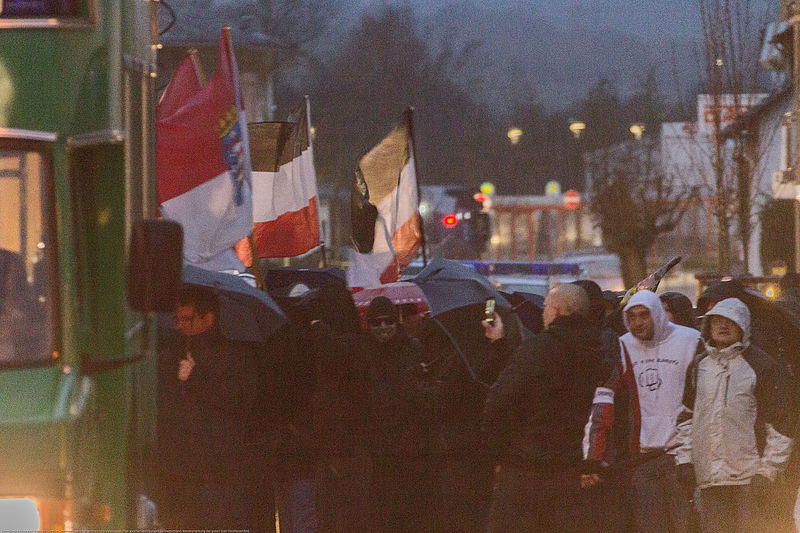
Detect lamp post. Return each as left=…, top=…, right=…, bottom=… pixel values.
left=781, top=0, right=800, bottom=271
left=630, top=123, right=645, bottom=141
left=567, top=120, right=587, bottom=248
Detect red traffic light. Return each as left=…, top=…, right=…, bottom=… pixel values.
left=473, top=193, right=487, bottom=203
left=442, top=214, right=458, bottom=227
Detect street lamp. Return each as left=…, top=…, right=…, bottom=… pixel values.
left=568, top=120, right=586, bottom=139
left=567, top=120, right=587, bottom=246
left=507, top=127, right=523, bottom=145
left=629, top=124, right=645, bottom=140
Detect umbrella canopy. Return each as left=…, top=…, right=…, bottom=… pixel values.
left=409, top=257, right=509, bottom=316
left=351, top=282, right=430, bottom=332
left=351, top=282, right=428, bottom=309
left=264, top=267, right=346, bottom=293
left=181, top=265, right=287, bottom=343
left=503, top=291, right=544, bottom=334
left=417, top=302, right=527, bottom=387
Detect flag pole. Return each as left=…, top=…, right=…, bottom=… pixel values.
left=405, top=106, right=427, bottom=266
left=188, top=48, right=206, bottom=84
left=306, top=94, right=328, bottom=267
left=247, top=234, right=266, bottom=290
left=226, top=25, right=263, bottom=286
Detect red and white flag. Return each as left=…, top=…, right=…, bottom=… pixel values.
left=156, top=26, right=252, bottom=271
left=347, top=109, right=423, bottom=287
left=246, top=97, right=320, bottom=258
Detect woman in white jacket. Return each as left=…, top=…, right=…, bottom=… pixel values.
left=676, top=297, right=794, bottom=533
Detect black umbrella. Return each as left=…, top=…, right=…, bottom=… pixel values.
left=264, top=267, right=346, bottom=293
left=409, top=257, right=509, bottom=316
left=180, top=265, right=287, bottom=343
left=503, top=291, right=544, bottom=334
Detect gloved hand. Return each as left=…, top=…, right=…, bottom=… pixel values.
left=676, top=462, right=695, bottom=495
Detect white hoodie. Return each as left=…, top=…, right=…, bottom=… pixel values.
left=621, top=290, right=701, bottom=449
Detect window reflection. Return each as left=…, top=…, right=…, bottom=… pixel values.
left=0, top=149, right=53, bottom=364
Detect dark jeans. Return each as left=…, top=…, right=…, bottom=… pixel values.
left=316, top=455, right=374, bottom=533
left=697, top=485, right=754, bottom=533
left=595, top=472, right=635, bottom=533
left=372, top=455, right=440, bottom=533
left=487, top=462, right=594, bottom=533
left=631, top=454, right=690, bottom=533
left=438, top=454, right=493, bottom=533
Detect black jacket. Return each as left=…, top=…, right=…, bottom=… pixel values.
left=482, top=314, right=605, bottom=470
left=364, top=331, right=430, bottom=456
left=161, top=326, right=258, bottom=482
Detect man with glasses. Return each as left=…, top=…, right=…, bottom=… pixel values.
left=363, top=296, right=436, bottom=532
left=160, top=285, right=256, bottom=530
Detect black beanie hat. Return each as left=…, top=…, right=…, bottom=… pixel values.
left=366, top=296, right=399, bottom=320
left=572, top=279, right=603, bottom=321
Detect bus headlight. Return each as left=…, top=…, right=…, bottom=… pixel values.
left=0, top=498, right=41, bottom=532
left=0, top=497, right=70, bottom=532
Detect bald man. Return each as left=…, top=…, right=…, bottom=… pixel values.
left=481, top=284, right=606, bottom=532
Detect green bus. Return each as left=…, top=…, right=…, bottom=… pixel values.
left=0, top=1, right=181, bottom=530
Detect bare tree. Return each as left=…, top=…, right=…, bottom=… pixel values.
left=694, top=0, right=776, bottom=273
left=160, top=0, right=344, bottom=49
left=587, top=140, right=698, bottom=286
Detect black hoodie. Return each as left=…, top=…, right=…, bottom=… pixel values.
left=482, top=314, right=604, bottom=470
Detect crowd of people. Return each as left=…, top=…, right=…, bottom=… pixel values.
left=155, top=274, right=800, bottom=533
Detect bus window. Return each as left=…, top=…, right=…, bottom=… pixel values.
left=0, top=146, right=57, bottom=366
left=0, top=0, right=78, bottom=17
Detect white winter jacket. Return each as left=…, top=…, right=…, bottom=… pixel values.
left=675, top=298, right=794, bottom=488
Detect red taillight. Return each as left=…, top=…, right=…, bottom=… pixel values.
left=443, top=215, right=458, bottom=227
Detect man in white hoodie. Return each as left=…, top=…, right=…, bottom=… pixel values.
left=584, top=289, right=701, bottom=533
left=676, top=297, right=793, bottom=532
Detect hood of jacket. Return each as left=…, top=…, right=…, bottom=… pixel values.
left=702, top=297, right=751, bottom=348
left=623, top=289, right=670, bottom=344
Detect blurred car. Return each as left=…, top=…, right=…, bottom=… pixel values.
left=404, top=259, right=583, bottom=296
left=559, top=249, right=625, bottom=292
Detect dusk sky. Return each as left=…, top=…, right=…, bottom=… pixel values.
left=169, top=0, right=779, bottom=112
left=365, top=0, right=778, bottom=111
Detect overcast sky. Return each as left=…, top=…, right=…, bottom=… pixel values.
left=352, top=0, right=777, bottom=110
left=415, top=0, right=778, bottom=43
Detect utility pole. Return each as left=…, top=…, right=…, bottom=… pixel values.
left=711, top=57, right=732, bottom=274
left=783, top=0, right=800, bottom=271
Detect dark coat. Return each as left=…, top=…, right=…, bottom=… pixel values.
left=310, top=324, right=371, bottom=458
left=364, top=330, right=430, bottom=456
left=482, top=314, right=605, bottom=470
left=160, top=326, right=258, bottom=483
